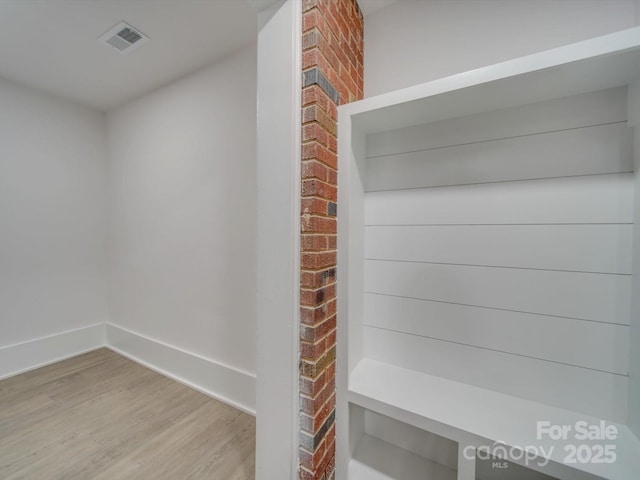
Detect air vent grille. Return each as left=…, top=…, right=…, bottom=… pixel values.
left=117, top=28, right=142, bottom=44
left=99, top=21, right=149, bottom=54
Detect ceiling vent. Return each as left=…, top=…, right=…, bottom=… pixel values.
left=99, top=21, right=149, bottom=54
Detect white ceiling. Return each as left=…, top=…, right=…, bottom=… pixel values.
left=358, top=0, right=398, bottom=16
left=0, top=0, right=258, bottom=111
left=0, top=0, right=399, bottom=111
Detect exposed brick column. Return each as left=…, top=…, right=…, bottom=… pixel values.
left=299, top=1, right=363, bottom=479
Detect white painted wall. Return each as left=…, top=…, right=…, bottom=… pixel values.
left=254, top=0, right=301, bottom=477
left=364, top=0, right=640, bottom=97
left=106, top=45, right=257, bottom=378
left=0, top=77, right=107, bottom=349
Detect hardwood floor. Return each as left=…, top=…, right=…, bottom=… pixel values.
left=0, top=348, right=255, bottom=480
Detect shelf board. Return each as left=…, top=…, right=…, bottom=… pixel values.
left=340, top=27, right=640, bottom=134
left=350, top=433, right=456, bottom=480
left=349, top=359, right=640, bottom=480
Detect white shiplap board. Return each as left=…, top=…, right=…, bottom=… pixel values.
left=365, top=224, right=632, bottom=274
left=364, top=260, right=631, bottom=324
left=366, top=87, right=628, bottom=158
left=363, top=293, right=629, bottom=375
left=365, top=173, right=634, bottom=226
left=356, top=86, right=634, bottom=435
left=362, top=327, right=628, bottom=422
left=366, top=122, right=633, bottom=191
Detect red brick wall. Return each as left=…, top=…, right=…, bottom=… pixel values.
left=299, top=1, right=363, bottom=479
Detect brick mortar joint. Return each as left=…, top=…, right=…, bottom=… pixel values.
left=301, top=129, right=338, bottom=142
left=299, top=330, right=337, bottom=348
left=302, top=195, right=337, bottom=202
left=300, top=101, right=336, bottom=115
left=301, top=177, right=338, bottom=187
left=298, top=396, right=336, bottom=420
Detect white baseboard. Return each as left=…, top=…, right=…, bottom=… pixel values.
left=0, top=324, right=106, bottom=380
left=0, top=322, right=256, bottom=416
left=105, top=323, right=256, bottom=416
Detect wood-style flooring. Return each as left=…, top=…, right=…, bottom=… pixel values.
left=0, top=348, right=255, bottom=479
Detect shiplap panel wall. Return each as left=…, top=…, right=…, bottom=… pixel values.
left=366, top=224, right=632, bottom=274
left=366, top=123, right=632, bottom=191
left=362, top=88, right=632, bottom=420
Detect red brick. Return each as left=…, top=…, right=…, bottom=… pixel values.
left=300, top=375, right=335, bottom=415
left=325, top=328, right=337, bottom=348
left=301, top=179, right=337, bottom=201
left=313, top=393, right=336, bottom=430
left=299, top=467, right=314, bottom=480
left=302, top=85, right=319, bottom=107
left=301, top=272, right=315, bottom=289
left=323, top=283, right=336, bottom=301
left=313, top=30, right=341, bottom=74
left=299, top=345, right=336, bottom=380
left=327, top=168, right=337, bottom=186
left=302, top=85, right=332, bottom=112
left=299, top=1, right=362, bottom=475
left=300, top=412, right=314, bottom=433
left=300, top=284, right=335, bottom=307
left=302, top=49, right=318, bottom=70
left=300, top=370, right=327, bottom=398
left=301, top=160, right=330, bottom=182
left=328, top=101, right=338, bottom=120
left=327, top=132, right=337, bottom=154
left=325, top=360, right=336, bottom=382
left=325, top=298, right=337, bottom=317
left=302, top=123, right=329, bottom=146
left=301, top=215, right=337, bottom=234
left=300, top=270, right=317, bottom=289
left=300, top=304, right=327, bottom=325
left=316, top=446, right=335, bottom=479
left=301, top=234, right=330, bottom=251
left=302, top=30, right=317, bottom=51
left=300, top=250, right=336, bottom=269
left=300, top=267, right=336, bottom=289
left=300, top=315, right=336, bottom=343
left=302, top=106, right=336, bottom=137
left=302, top=9, right=318, bottom=33
left=303, top=0, right=318, bottom=12
left=300, top=439, right=326, bottom=470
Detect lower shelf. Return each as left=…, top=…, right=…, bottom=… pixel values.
left=349, top=434, right=457, bottom=480
left=349, top=358, right=640, bottom=480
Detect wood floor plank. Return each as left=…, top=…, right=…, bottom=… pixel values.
left=0, top=348, right=116, bottom=403
left=0, top=348, right=255, bottom=480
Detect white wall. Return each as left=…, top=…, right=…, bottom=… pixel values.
left=364, top=0, right=640, bottom=97
left=106, top=45, right=257, bottom=379
left=0, top=77, right=107, bottom=350
left=254, top=0, right=301, bottom=477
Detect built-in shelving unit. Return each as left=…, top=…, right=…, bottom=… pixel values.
left=350, top=433, right=457, bottom=480
left=337, top=27, right=640, bottom=480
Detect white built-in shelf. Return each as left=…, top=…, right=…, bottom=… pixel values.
left=337, top=25, right=640, bottom=480
left=349, top=433, right=456, bottom=480
left=342, top=27, right=640, bottom=134
left=349, top=359, right=640, bottom=480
